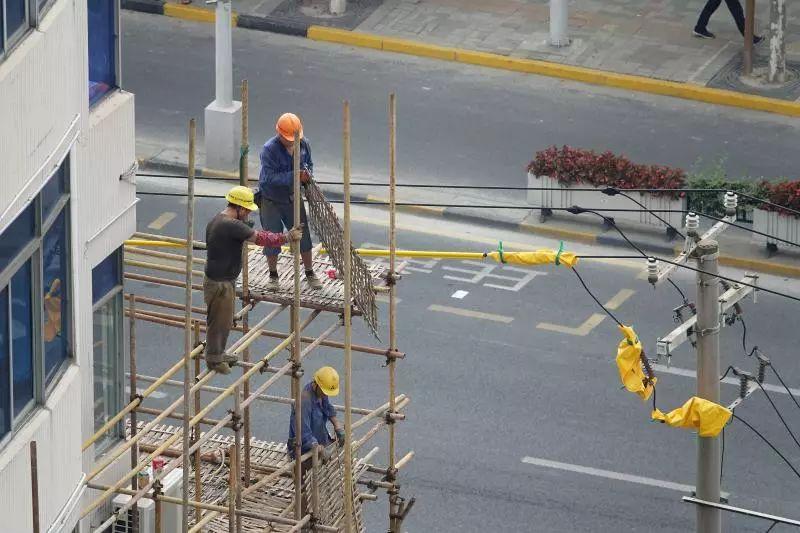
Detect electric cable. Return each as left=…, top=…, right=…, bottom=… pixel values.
left=570, top=267, right=624, bottom=328
left=771, top=364, right=800, bottom=412
left=602, top=187, right=685, bottom=239
left=731, top=413, right=800, bottom=481
left=738, top=316, right=759, bottom=358
left=755, top=380, right=800, bottom=451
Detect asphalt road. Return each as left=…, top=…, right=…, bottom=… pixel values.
left=122, top=11, right=800, bottom=195
left=125, top=184, right=800, bottom=532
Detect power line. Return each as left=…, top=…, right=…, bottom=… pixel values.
left=755, top=380, right=800, bottom=451
left=731, top=413, right=800, bottom=481
left=771, top=365, right=800, bottom=412
left=570, top=267, right=624, bottom=328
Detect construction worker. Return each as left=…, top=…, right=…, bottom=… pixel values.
left=258, top=112, right=323, bottom=291
left=204, top=186, right=302, bottom=375
left=287, top=366, right=345, bottom=463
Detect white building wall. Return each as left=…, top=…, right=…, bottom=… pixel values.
left=0, top=0, right=136, bottom=530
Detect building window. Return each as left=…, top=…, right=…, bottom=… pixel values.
left=1, top=0, right=32, bottom=57
left=92, top=249, right=123, bottom=453
left=0, top=156, right=71, bottom=448
left=87, top=0, right=117, bottom=106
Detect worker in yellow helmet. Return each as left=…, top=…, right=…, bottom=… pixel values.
left=287, top=366, right=344, bottom=462
left=203, top=186, right=302, bottom=374
left=257, top=112, right=322, bottom=291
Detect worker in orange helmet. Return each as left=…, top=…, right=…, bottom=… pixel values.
left=257, top=112, right=322, bottom=290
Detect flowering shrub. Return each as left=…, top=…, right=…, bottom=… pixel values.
left=760, top=180, right=800, bottom=217
left=527, top=145, right=687, bottom=199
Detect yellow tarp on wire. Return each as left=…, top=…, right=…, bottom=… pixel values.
left=652, top=397, right=732, bottom=437
left=616, top=325, right=656, bottom=401
left=485, top=249, right=578, bottom=268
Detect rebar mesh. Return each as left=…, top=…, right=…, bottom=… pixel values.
left=303, top=179, right=380, bottom=337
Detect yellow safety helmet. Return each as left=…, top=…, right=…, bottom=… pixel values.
left=314, top=366, right=340, bottom=397
left=225, top=186, right=259, bottom=211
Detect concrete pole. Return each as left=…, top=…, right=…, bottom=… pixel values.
left=549, top=0, right=570, bottom=47
left=768, top=0, right=787, bottom=83
left=693, top=239, right=722, bottom=533
left=330, top=0, right=346, bottom=15
left=205, top=0, right=242, bottom=171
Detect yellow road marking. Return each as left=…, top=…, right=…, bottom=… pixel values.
left=604, top=288, right=635, bottom=310
left=148, top=211, right=177, bottom=230
left=376, top=294, right=402, bottom=304
left=428, top=304, right=513, bottom=323
left=537, top=313, right=606, bottom=336
left=536, top=288, right=635, bottom=336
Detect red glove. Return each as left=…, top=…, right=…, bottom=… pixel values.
left=254, top=230, right=287, bottom=248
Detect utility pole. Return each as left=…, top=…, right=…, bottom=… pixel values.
left=743, top=0, right=755, bottom=76
left=768, top=0, right=787, bottom=83
left=330, top=0, right=346, bottom=15
left=549, top=0, right=570, bottom=47
left=205, top=0, right=242, bottom=171
left=693, top=239, right=722, bottom=533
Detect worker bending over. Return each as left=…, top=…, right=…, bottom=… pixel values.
left=204, top=186, right=302, bottom=374
left=287, top=366, right=345, bottom=464
left=258, top=112, right=322, bottom=290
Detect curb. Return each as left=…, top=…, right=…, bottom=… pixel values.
left=122, top=2, right=800, bottom=119
left=137, top=159, right=800, bottom=278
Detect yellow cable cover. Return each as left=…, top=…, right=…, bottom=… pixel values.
left=486, top=249, right=578, bottom=268
left=616, top=325, right=656, bottom=401
left=652, top=396, right=732, bottom=437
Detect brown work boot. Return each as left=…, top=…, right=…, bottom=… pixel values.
left=208, top=362, right=231, bottom=375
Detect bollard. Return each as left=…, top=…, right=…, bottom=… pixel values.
left=550, top=0, right=570, bottom=47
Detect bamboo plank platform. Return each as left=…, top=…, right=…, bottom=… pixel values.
left=129, top=422, right=365, bottom=532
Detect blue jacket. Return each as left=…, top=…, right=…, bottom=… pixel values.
left=258, top=136, right=314, bottom=204
left=288, top=382, right=335, bottom=455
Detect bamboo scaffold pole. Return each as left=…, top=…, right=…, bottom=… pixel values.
left=181, top=118, right=197, bottom=533
left=85, top=334, right=296, bottom=529
left=192, top=321, right=203, bottom=519
left=239, top=79, right=253, bottom=488
left=387, top=92, right=400, bottom=532
left=343, top=99, right=355, bottom=533
left=129, top=295, right=140, bottom=533
left=291, top=123, right=303, bottom=522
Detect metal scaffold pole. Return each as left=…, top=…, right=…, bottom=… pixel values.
left=182, top=118, right=197, bottom=533
left=694, top=239, right=722, bottom=533
left=129, top=295, right=140, bottom=533
left=387, top=93, right=400, bottom=532
left=291, top=125, right=303, bottom=521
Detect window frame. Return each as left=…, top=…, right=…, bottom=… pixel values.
left=87, top=0, right=121, bottom=107
left=0, top=0, right=65, bottom=63
left=91, top=284, right=123, bottom=455
left=0, top=157, right=72, bottom=450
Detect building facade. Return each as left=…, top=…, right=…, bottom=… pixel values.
left=0, top=0, right=135, bottom=530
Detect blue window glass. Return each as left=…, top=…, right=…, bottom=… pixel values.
left=11, top=261, right=33, bottom=416
left=0, top=203, right=35, bottom=275
left=92, top=249, right=121, bottom=304
left=0, top=287, right=10, bottom=439
left=42, top=163, right=67, bottom=222
left=43, top=211, right=69, bottom=385
left=0, top=7, right=4, bottom=54
left=6, top=0, right=26, bottom=38
left=87, top=0, right=117, bottom=105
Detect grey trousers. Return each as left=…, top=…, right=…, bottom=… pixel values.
left=203, top=277, right=235, bottom=363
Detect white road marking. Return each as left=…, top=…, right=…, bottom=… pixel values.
left=125, top=386, right=167, bottom=400
left=147, top=211, right=177, bottom=230
left=428, top=304, right=513, bottom=323
left=451, top=290, right=469, bottom=299
left=653, top=363, right=800, bottom=396
left=521, top=456, right=729, bottom=496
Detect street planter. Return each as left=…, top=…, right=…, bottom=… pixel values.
left=527, top=172, right=686, bottom=237
left=752, top=208, right=800, bottom=252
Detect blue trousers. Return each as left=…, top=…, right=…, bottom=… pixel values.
left=259, top=196, right=313, bottom=256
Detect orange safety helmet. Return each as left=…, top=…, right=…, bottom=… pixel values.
left=276, top=113, right=303, bottom=142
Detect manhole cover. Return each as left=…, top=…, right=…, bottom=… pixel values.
left=707, top=51, right=800, bottom=101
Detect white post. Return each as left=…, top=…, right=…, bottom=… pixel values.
left=549, top=0, right=570, bottom=47
left=205, top=0, right=242, bottom=171
left=768, top=0, right=786, bottom=83
left=330, top=0, right=346, bottom=15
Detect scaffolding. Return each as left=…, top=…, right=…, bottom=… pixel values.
left=80, top=92, right=414, bottom=532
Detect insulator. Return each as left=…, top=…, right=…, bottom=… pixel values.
left=685, top=212, right=700, bottom=233
left=739, top=374, right=749, bottom=399
left=724, top=191, right=738, bottom=215
left=647, top=257, right=658, bottom=284
left=758, top=360, right=767, bottom=384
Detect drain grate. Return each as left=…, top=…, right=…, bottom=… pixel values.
left=707, top=51, right=800, bottom=101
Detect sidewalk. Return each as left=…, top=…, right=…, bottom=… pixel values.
left=132, top=0, right=800, bottom=101
left=136, top=141, right=800, bottom=279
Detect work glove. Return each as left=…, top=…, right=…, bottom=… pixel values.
left=286, top=225, right=303, bottom=243
left=317, top=444, right=333, bottom=464
left=335, top=429, right=345, bottom=447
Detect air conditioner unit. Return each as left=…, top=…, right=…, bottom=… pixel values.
left=111, top=468, right=183, bottom=533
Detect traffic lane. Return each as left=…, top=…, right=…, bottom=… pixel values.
left=122, top=11, right=800, bottom=190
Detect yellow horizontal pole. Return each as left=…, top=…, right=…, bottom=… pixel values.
left=124, top=239, right=185, bottom=248
left=313, top=247, right=488, bottom=260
